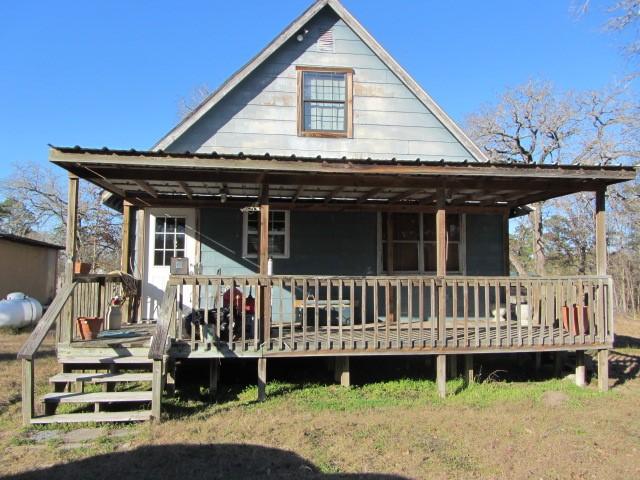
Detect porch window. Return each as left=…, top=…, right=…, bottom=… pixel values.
left=381, top=213, right=464, bottom=273
left=243, top=210, right=290, bottom=259
left=154, top=217, right=186, bottom=266
left=297, top=67, right=353, bottom=137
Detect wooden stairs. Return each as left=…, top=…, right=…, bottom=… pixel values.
left=31, top=355, right=155, bottom=424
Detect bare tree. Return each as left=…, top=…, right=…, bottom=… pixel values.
left=466, top=80, right=578, bottom=275
left=1, top=162, right=121, bottom=273
left=177, top=83, right=211, bottom=119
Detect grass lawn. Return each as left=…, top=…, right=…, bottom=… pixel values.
left=0, top=318, right=639, bottom=479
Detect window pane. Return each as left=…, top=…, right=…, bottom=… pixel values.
left=164, top=252, right=173, bottom=265
left=165, top=218, right=175, bottom=232
left=176, top=218, right=185, bottom=234
left=247, top=213, right=258, bottom=232
left=176, top=235, right=185, bottom=250
left=155, top=218, right=165, bottom=233
left=269, top=235, right=285, bottom=255
left=154, top=251, right=164, bottom=266
left=447, top=214, right=460, bottom=241
left=303, top=72, right=346, bottom=101
left=154, top=234, right=164, bottom=250
left=304, top=102, right=345, bottom=132
left=424, top=243, right=437, bottom=272
left=165, top=235, right=174, bottom=250
left=247, top=234, right=258, bottom=256
left=447, top=243, right=460, bottom=272
left=175, top=248, right=185, bottom=259
left=423, top=213, right=436, bottom=241
left=393, top=213, right=419, bottom=241
left=393, top=243, right=419, bottom=271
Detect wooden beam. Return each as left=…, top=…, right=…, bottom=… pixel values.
left=209, top=359, right=219, bottom=399
left=596, top=188, right=607, bottom=275
left=257, top=358, right=267, bottom=402
left=151, top=359, right=163, bottom=422
left=291, top=185, right=305, bottom=203
left=335, top=357, right=351, bottom=387
left=324, top=186, right=345, bottom=204
left=259, top=185, right=270, bottom=275
left=436, top=354, right=446, bottom=398
left=598, top=349, right=609, bottom=392
left=65, top=174, right=79, bottom=284
left=21, top=359, right=34, bottom=425
left=575, top=350, right=586, bottom=387
left=388, top=188, right=424, bottom=203
left=436, top=189, right=446, bottom=276
left=135, top=180, right=158, bottom=198
left=120, top=201, right=132, bottom=273
left=177, top=181, right=193, bottom=199
left=465, top=355, right=474, bottom=385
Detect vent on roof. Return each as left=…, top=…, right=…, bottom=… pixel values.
left=316, top=27, right=334, bottom=53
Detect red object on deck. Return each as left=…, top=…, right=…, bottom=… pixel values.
left=223, top=288, right=243, bottom=312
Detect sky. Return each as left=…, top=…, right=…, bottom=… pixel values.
left=0, top=0, right=634, bottom=181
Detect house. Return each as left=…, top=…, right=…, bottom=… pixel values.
left=0, top=233, right=63, bottom=304
left=18, top=0, right=636, bottom=424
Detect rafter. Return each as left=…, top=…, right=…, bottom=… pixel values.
left=291, top=185, right=305, bottom=203
left=324, top=186, right=345, bottom=204
left=135, top=180, right=158, bottom=198
left=388, top=188, right=425, bottom=204
left=177, top=181, right=193, bottom=199
left=356, top=187, right=385, bottom=204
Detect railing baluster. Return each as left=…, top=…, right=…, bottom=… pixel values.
left=407, top=278, right=413, bottom=348
left=430, top=278, right=436, bottom=347
left=302, top=279, right=308, bottom=350
left=515, top=279, right=522, bottom=347
left=463, top=279, right=469, bottom=348
left=361, top=279, right=366, bottom=349
left=373, top=278, right=379, bottom=349
left=418, top=278, right=424, bottom=348
left=505, top=280, right=512, bottom=347
left=474, top=280, right=480, bottom=347
left=384, top=280, right=390, bottom=349
left=291, top=278, right=296, bottom=351
left=452, top=279, right=457, bottom=348
left=396, top=279, right=401, bottom=349
left=338, top=279, right=344, bottom=349
left=314, top=278, right=320, bottom=350
left=350, top=279, right=355, bottom=350
left=484, top=280, right=490, bottom=347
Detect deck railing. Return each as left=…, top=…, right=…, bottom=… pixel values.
left=165, top=274, right=613, bottom=355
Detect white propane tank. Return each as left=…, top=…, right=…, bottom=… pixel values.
left=0, top=293, right=43, bottom=328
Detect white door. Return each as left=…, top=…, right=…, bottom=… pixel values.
left=143, top=208, right=196, bottom=320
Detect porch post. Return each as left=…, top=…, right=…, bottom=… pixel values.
left=259, top=185, right=271, bottom=346
left=595, top=188, right=607, bottom=276
left=386, top=212, right=395, bottom=323
left=436, top=189, right=446, bottom=347
left=575, top=350, right=586, bottom=387
left=436, top=354, right=446, bottom=398
left=120, top=201, right=132, bottom=273
left=257, top=358, right=267, bottom=402
left=597, top=349, right=609, bottom=392
left=335, top=356, right=350, bottom=387
left=65, top=173, right=79, bottom=284
left=464, top=354, right=474, bottom=385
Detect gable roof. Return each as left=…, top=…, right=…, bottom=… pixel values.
left=152, top=0, right=489, bottom=162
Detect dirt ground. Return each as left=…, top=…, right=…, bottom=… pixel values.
left=0, top=318, right=639, bottom=480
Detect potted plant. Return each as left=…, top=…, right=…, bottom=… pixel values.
left=77, top=317, right=103, bottom=339
left=108, top=295, right=125, bottom=330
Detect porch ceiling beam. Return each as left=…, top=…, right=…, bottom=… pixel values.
left=324, top=186, right=345, bottom=203
left=388, top=188, right=425, bottom=203
left=177, top=181, right=193, bottom=199
left=291, top=185, right=305, bottom=203
left=356, top=187, right=385, bottom=203
left=134, top=180, right=158, bottom=198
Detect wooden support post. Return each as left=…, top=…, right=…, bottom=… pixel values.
left=335, top=357, right=350, bottom=387
left=386, top=213, right=396, bottom=323
left=257, top=358, right=267, bottom=402
left=120, top=201, right=132, bottom=272
left=209, top=359, right=219, bottom=399
left=21, top=359, right=34, bottom=425
left=447, top=355, right=458, bottom=378
left=151, top=359, right=163, bottom=422
left=436, top=189, right=446, bottom=346
left=65, top=174, right=79, bottom=285
left=575, top=350, right=586, bottom=387
left=597, top=349, right=609, bottom=392
left=595, top=189, right=607, bottom=276
left=259, top=185, right=271, bottom=347
left=135, top=208, right=146, bottom=322
left=436, top=354, right=446, bottom=398
left=464, top=354, right=474, bottom=384
left=165, top=358, right=176, bottom=397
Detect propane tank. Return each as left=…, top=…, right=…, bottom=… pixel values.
left=0, top=293, right=43, bottom=328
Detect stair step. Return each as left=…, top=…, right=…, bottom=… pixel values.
left=60, top=356, right=153, bottom=365
left=50, top=372, right=153, bottom=384
left=43, top=391, right=152, bottom=404
left=31, top=410, right=152, bottom=424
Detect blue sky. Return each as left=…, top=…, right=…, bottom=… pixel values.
left=0, top=1, right=633, bottom=180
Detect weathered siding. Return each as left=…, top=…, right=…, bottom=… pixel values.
left=167, top=8, right=473, bottom=162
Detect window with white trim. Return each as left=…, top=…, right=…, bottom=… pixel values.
left=243, top=210, right=290, bottom=258
left=381, top=213, right=464, bottom=273
left=154, top=216, right=186, bottom=266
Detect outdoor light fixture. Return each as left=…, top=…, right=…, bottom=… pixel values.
left=296, top=28, right=309, bottom=42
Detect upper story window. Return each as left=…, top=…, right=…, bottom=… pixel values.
left=297, top=67, right=353, bottom=138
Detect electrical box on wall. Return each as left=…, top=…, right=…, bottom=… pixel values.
left=170, top=257, right=189, bottom=275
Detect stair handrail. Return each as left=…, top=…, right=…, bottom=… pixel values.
left=17, top=281, right=77, bottom=360
left=149, top=284, right=178, bottom=360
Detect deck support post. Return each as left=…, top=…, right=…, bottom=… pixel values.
left=21, top=359, right=34, bottom=425
left=436, top=354, right=446, bottom=398
left=464, top=355, right=474, bottom=384
left=447, top=355, right=457, bottom=379
left=335, top=357, right=350, bottom=387
left=534, top=352, right=542, bottom=373
left=595, top=188, right=607, bottom=276
left=436, top=189, right=446, bottom=346
left=575, top=350, right=586, bottom=387
left=257, top=358, right=267, bottom=402
left=597, top=349, right=609, bottom=392
left=209, top=359, right=219, bottom=399
left=151, top=359, right=163, bottom=422
left=259, top=185, right=271, bottom=347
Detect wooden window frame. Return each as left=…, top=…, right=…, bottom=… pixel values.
left=242, top=210, right=290, bottom=259
left=296, top=66, right=353, bottom=138
left=377, top=212, right=466, bottom=275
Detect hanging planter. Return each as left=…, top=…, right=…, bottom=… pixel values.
left=77, top=316, right=103, bottom=340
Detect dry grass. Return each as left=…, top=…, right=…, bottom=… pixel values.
left=0, top=319, right=639, bottom=479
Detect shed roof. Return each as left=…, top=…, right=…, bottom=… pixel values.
left=0, top=233, right=64, bottom=250
left=50, top=146, right=636, bottom=217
